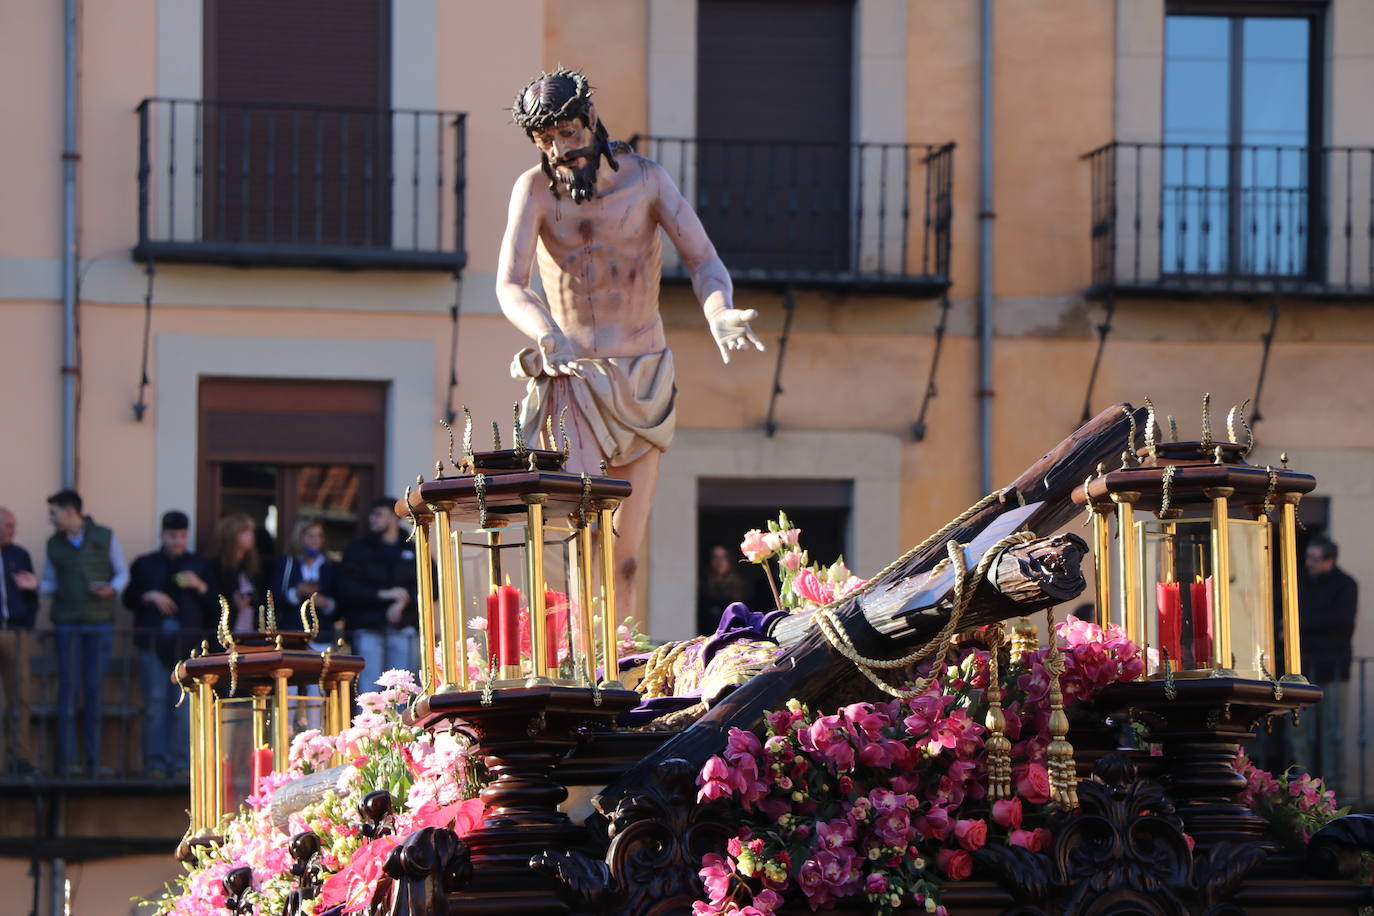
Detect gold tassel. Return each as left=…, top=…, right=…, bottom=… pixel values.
left=984, top=624, right=1012, bottom=800
left=1011, top=616, right=1039, bottom=657
left=1043, top=606, right=1078, bottom=810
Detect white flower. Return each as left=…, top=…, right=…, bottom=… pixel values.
left=375, top=668, right=420, bottom=694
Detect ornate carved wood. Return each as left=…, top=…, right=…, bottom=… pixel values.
left=378, top=826, right=472, bottom=916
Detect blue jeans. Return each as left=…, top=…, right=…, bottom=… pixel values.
left=54, top=623, right=113, bottom=771
left=351, top=627, right=418, bottom=698
left=139, top=645, right=189, bottom=774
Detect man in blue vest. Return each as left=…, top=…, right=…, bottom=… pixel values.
left=0, top=507, right=39, bottom=773
left=39, top=489, right=129, bottom=777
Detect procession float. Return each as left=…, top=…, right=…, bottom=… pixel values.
left=146, top=398, right=1374, bottom=916
left=146, top=68, right=1373, bottom=916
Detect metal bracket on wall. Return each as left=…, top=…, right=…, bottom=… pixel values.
left=912, top=293, right=952, bottom=441
left=1079, top=289, right=1117, bottom=424
left=763, top=287, right=796, bottom=438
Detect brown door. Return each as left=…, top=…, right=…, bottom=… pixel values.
left=696, top=0, right=854, bottom=275
left=202, top=0, right=392, bottom=247
left=197, top=378, right=388, bottom=561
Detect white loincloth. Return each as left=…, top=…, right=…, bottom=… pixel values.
left=511, top=347, right=677, bottom=467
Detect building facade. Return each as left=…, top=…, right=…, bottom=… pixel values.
left=2, top=1, right=1373, bottom=911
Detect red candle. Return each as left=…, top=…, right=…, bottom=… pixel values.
left=544, top=591, right=570, bottom=668
left=251, top=745, right=273, bottom=795
left=1155, top=582, right=1183, bottom=664
left=1190, top=579, right=1212, bottom=667
left=497, top=585, right=521, bottom=666
left=485, top=590, right=504, bottom=667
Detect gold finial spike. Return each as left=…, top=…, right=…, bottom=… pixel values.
left=440, top=417, right=457, bottom=467
left=512, top=404, right=527, bottom=457
left=1280, top=452, right=1290, bottom=469
left=462, top=406, right=474, bottom=463
left=301, top=594, right=319, bottom=639
left=558, top=406, right=571, bottom=459
left=1226, top=398, right=1251, bottom=448
left=435, top=458, right=445, bottom=481
left=1214, top=444, right=1225, bottom=465
left=599, top=459, right=609, bottom=476
left=492, top=421, right=502, bottom=451
left=1200, top=393, right=1213, bottom=449
left=1143, top=396, right=1158, bottom=461
left=1121, top=406, right=1138, bottom=464
left=217, top=595, right=232, bottom=647
left=265, top=591, right=277, bottom=633
left=528, top=450, right=539, bottom=471
left=1167, top=415, right=1179, bottom=442
left=417, top=473, right=424, bottom=486
left=543, top=415, right=555, bottom=451
left=257, top=601, right=266, bottom=632
left=1235, top=399, right=1254, bottom=457
left=1095, top=461, right=1106, bottom=477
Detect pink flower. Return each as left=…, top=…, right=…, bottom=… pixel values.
left=874, top=807, right=914, bottom=847
left=915, top=805, right=952, bottom=841
left=800, top=715, right=856, bottom=771
left=864, top=872, right=889, bottom=894
left=955, top=817, right=988, bottom=851
left=740, top=529, right=772, bottom=563
left=818, top=818, right=855, bottom=849
left=318, top=835, right=399, bottom=913
left=793, top=568, right=834, bottom=606
left=937, top=847, right=973, bottom=881
left=699, top=853, right=734, bottom=903
left=1009, top=828, right=1041, bottom=851
left=781, top=550, right=805, bottom=573
left=778, top=528, right=801, bottom=548
left=1015, top=761, right=1051, bottom=805
left=992, top=797, right=1023, bottom=830
left=698, top=756, right=734, bottom=803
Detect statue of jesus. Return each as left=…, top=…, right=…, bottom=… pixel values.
left=496, top=68, right=764, bottom=622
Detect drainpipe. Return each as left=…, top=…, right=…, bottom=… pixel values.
left=976, top=0, right=995, bottom=496
left=61, top=0, right=79, bottom=488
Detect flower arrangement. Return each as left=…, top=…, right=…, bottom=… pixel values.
left=140, top=670, right=484, bottom=916
left=1235, top=751, right=1349, bottom=847
left=739, top=512, right=867, bottom=613
left=693, top=618, right=1144, bottom=915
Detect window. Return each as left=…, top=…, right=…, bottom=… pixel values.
left=1162, top=7, right=1321, bottom=278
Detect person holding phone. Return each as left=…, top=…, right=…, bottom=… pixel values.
left=40, top=489, right=129, bottom=777
left=122, top=510, right=214, bottom=778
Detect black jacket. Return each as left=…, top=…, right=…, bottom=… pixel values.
left=335, top=533, right=419, bottom=632
left=1299, top=565, right=1359, bottom=682
left=1, top=543, right=38, bottom=629
left=269, top=553, right=340, bottom=629
left=122, top=549, right=217, bottom=659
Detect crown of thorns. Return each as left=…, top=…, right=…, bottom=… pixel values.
left=512, top=68, right=595, bottom=134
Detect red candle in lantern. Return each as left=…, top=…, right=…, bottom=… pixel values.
left=1155, top=581, right=1183, bottom=664
left=1190, top=578, right=1212, bottom=667
left=496, top=584, right=521, bottom=666
left=251, top=745, right=273, bottom=795
left=485, top=590, right=504, bottom=666
left=544, top=591, right=570, bottom=668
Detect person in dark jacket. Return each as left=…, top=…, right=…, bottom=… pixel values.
left=208, top=512, right=267, bottom=633
left=0, top=507, right=39, bottom=773
left=1294, top=536, right=1360, bottom=796
left=122, top=510, right=215, bottom=777
left=336, top=497, right=418, bottom=694
left=270, top=518, right=339, bottom=639
left=40, top=489, right=130, bottom=776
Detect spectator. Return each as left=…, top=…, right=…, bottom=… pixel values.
left=0, top=506, right=39, bottom=774
left=209, top=513, right=265, bottom=632
left=698, top=544, right=751, bottom=635
left=122, top=510, right=214, bottom=778
left=337, top=497, right=418, bottom=693
left=1294, top=536, right=1359, bottom=796
left=40, top=489, right=128, bottom=777
left=270, top=518, right=339, bottom=636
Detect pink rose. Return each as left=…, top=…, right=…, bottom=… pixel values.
left=740, top=529, right=771, bottom=563
left=992, top=797, right=1023, bottom=830
left=1009, top=828, right=1040, bottom=851
left=794, top=568, right=834, bottom=606
left=937, top=847, right=973, bottom=881
left=955, top=817, right=988, bottom=851
left=915, top=805, right=952, bottom=841
left=1015, top=761, right=1051, bottom=805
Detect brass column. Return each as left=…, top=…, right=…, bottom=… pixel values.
left=524, top=494, right=551, bottom=683
left=272, top=669, right=291, bottom=773
left=1279, top=493, right=1304, bottom=680
left=250, top=686, right=270, bottom=754
left=188, top=681, right=204, bottom=833
left=577, top=523, right=597, bottom=683
left=1206, top=486, right=1235, bottom=672
left=412, top=516, right=437, bottom=694
left=1112, top=492, right=1142, bottom=649
left=1091, top=502, right=1112, bottom=625
left=596, top=498, right=622, bottom=687
left=197, top=675, right=220, bottom=830
left=431, top=506, right=464, bottom=691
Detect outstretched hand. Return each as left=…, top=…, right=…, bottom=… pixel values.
left=709, top=308, right=766, bottom=364
left=537, top=331, right=579, bottom=376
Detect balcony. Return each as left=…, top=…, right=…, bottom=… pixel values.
left=134, top=98, right=467, bottom=271
left=629, top=136, right=954, bottom=295
left=1085, top=141, right=1374, bottom=299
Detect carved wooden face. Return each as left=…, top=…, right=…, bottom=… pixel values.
left=531, top=116, right=602, bottom=203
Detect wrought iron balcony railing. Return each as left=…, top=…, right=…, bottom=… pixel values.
left=629, top=136, right=954, bottom=294
left=1085, top=141, right=1374, bottom=298
left=134, top=98, right=467, bottom=271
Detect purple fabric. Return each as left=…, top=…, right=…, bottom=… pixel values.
left=618, top=602, right=784, bottom=726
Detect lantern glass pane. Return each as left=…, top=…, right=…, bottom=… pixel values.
left=459, top=523, right=532, bottom=675
left=216, top=695, right=261, bottom=809
left=1225, top=518, right=1275, bottom=678
left=1136, top=518, right=1216, bottom=675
